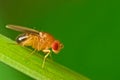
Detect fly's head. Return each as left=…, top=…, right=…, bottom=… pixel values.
left=51, top=40, right=64, bottom=54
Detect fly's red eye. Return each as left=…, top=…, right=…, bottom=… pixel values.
left=53, top=42, right=59, bottom=50
left=52, top=40, right=62, bottom=54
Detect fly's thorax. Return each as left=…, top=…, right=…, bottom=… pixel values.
left=34, top=32, right=55, bottom=51
left=39, top=32, right=63, bottom=53
left=39, top=32, right=55, bottom=44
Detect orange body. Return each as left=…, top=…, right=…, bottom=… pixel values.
left=19, top=32, right=55, bottom=51
left=6, top=24, right=63, bottom=68
left=17, top=32, right=63, bottom=54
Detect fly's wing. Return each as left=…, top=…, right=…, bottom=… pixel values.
left=6, top=24, right=39, bottom=34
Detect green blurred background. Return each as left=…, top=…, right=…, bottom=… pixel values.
left=0, top=0, right=118, bottom=80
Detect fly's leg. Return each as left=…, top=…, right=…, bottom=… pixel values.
left=24, top=49, right=36, bottom=60
left=25, top=36, right=37, bottom=59
left=49, top=53, right=53, bottom=60
left=28, top=49, right=36, bottom=58
left=42, top=50, right=50, bottom=68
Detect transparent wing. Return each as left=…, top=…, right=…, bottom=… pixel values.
left=6, top=24, right=39, bottom=34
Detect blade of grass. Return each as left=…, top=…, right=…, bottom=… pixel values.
left=0, top=34, right=90, bottom=80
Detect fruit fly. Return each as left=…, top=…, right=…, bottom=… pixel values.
left=6, top=24, right=63, bottom=68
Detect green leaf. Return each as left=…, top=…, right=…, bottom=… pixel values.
left=0, top=34, right=90, bottom=80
